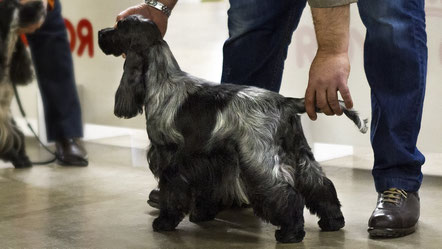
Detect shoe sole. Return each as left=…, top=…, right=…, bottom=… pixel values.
left=147, top=199, right=160, bottom=209
left=57, top=159, right=89, bottom=167
left=368, top=225, right=416, bottom=238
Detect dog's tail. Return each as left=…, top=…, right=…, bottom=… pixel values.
left=288, top=97, right=369, bottom=134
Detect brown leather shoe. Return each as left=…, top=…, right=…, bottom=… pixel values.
left=55, top=138, right=88, bottom=167
left=368, top=188, right=419, bottom=238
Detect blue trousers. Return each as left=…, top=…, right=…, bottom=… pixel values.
left=26, top=0, right=83, bottom=141
left=221, top=0, right=427, bottom=192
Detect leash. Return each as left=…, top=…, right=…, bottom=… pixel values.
left=12, top=83, right=58, bottom=165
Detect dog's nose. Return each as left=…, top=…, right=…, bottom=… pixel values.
left=98, top=30, right=106, bottom=42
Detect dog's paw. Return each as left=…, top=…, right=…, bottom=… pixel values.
left=275, top=229, right=305, bottom=243
left=152, top=217, right=179, bottom=232
left=318, top=216, right=345, bottom=231
left=11, top=155, right=32, bottom=169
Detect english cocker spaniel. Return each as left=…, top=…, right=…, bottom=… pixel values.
left=99, top=15, right=368, bottom=243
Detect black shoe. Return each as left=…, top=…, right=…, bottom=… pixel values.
left=147, top=188, right=160, bottom=209
left=368, top=188, right=419, bottom=238
left=55, top=138, right=88, bottom=167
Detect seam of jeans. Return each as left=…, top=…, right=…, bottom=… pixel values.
left=408, top=0, right=426, bottom=147
left=270, top=1, right=298, bottom=92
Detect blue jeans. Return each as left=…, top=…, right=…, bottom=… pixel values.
left=221, top=0, right=427, bottom=192
left=27, top=0, right=83, bottom=141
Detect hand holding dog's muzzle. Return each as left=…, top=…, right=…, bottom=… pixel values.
left=116, top=3, right=168, bottom=37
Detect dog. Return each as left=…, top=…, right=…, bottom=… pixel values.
left=98, top=15, right=368, bottom=243
left=0, top=0, right=46, bottom=168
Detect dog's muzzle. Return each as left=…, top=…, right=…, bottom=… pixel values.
left=18, top=0, right=47, bottom=28
left=98, top=28, right=124, bottom=56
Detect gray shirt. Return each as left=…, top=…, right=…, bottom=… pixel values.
left=308, top=0, right=357, bottom=8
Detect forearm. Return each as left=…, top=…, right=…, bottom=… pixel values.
left=311, top=5, right=350, bottom=55
left=305, top=4, right=353, bottom=120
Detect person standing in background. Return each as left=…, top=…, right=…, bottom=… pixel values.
left=21, top=0, right=88, bottom=166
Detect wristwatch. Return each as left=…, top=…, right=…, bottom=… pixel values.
left=145, top=0, right=172, bottom=17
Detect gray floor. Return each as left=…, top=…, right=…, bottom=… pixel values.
left=1, top=140, right=442, bottom=249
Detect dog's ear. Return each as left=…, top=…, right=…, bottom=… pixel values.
left=0, top=36, right=5, bottom=81
left=114, top=51, right=146, bottom=119
left=10, top=39, right=33, bottom=85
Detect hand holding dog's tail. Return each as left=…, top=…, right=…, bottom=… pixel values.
left=290, top=98, right=368, bottom=134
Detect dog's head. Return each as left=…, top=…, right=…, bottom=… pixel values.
left=0, top=0, right=46, bottom=31
left=98, top=15, right=162, bottom=57
left=0, top=0, right=46, bottom=82
left=99, top=15, right=163, bottom=119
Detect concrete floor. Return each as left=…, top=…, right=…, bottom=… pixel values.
left=1, top=140, right=442, bottom=249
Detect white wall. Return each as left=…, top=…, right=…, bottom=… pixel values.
left=12, top=0, right=442, bottom=152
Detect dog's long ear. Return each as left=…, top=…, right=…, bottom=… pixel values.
left=0, top=36, right=5, bottom=81
left=10, top=39, right=33, bottom=85
left=114, top=51, right=146, bottom=119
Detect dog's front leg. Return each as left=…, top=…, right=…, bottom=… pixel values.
left=10, top=118, right=31, bottom=168
left=189, top=187, right=219, bottom=223
left=153, top=167, right=190, bottom=232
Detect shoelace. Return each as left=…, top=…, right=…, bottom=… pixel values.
left=381, top=188, right=408, bottom=205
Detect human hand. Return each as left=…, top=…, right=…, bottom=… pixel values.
left=305, top=51, right=353, bottom=121
left=116, top=3, right=168, bottom=37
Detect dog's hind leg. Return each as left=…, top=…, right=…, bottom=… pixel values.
left=296, top=154, right=345, bottom=231
left=241, top=164, right=306, bottom=243
left=283, top=114, right=344, bottom=231
left=288, top=145, right=345, bottom=231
